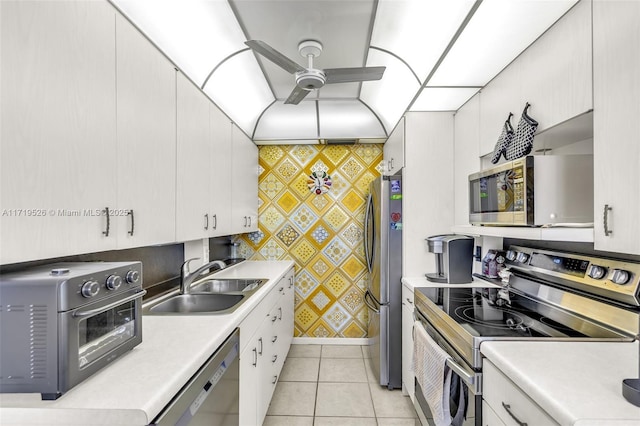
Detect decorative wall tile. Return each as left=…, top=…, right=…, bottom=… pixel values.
left=240, top=144, right=383, bottom=338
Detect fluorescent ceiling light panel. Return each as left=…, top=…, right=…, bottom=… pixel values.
left=428, top=0, right=577, bottom=86
left=253, top=101, right=318, bottom=140
left=410, top=87, right=480, bottom=111
left=112, top=0, right=247, bottom=87
left=371, top=0, right=475, bottom=82
left=318, top=100, right=387, bottom=139
left=360, top=49, right=420, bottom=133
left=203, top=51, right=274, bottom=135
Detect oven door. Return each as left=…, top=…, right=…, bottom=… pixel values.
left=414, top=310, right=481, bottom=426
left=57, top=288, right=145, bottom=397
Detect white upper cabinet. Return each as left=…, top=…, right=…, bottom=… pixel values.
left=479, top=0, right=592, bottom=156
left=0, top=1, right=117, bottom=264
left=454, top=94, right=481, bottom=226
left=230, top=126, right=258, bottom=234
left=383, top=117, right=405, bottom=175
left=176, top=72, right=212, bottom=242
left=115, top=14, right=177, bottom=248
left=592, top=0, right=640, bottom=255
left=209, top=103, right=233, bottom=237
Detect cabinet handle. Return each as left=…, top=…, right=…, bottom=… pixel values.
left=248, top=216, right=252, bottom=227
left=603, top=204, right=613, bottom=236
left=279, top=287, right=284, bottom=293
left=390, top=158, right=394, bottom=170
left=252, top=348, right=257, bottom=367
left=289, top=277, right=294, bottom=288
left=212, top=214, right=217, bottom=230
left=204, top=213, right=209, bottom=230
left=243, top=216, right=248, bottom=227
left=272, top=354, right=278, bottom=363
left=272, top=375, right=278, bottom=385
left=501, top=402, right=528, bottom=426
left=278, top=307, right=282, bottom=320
left=406, top=297, right=413, bottom=305
left=271, top=315, right=277, bottom=323
left=102, top=207, right=110, bottom=237
left=272, top=335, right=278, bottom=343
left=258, top=337, right=263, bottom=355
left=127, top=210, right=135, bottom=236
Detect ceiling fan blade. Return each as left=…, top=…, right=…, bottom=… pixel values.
left=245, top=40, right=305, bottom=74
left=324, top=66, right=386, bottom=84
left=284, top=85, right=311, bottom=105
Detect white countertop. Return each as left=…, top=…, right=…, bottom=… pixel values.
left=0, top=260, right=294, bottom=426
left=402, top=275, right=500, bottom=291
left=481, top=341, right=640, bottom=426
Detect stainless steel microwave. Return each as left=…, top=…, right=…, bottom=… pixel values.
left=468, top=155, right=594, bottom=226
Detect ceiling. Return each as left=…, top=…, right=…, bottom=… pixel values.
left=111, top=0, right=578, bottom=144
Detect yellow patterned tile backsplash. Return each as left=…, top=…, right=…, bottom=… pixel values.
left=239, top=144, right=383, bottom=338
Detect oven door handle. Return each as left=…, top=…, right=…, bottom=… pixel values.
left=445, top=358, right=478, bottom=392
left=72, top=290, right=147, bottom=318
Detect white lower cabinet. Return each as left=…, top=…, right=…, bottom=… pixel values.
left=401, top=283, right=415, bottom=402
left=239, top=268, right=294, bottom=425
left=482, top=401, right=506, bottom=426
left=483, top=359, right=558, bottom=426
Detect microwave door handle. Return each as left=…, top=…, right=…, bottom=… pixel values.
left=72, top=290, right=147, bottom=318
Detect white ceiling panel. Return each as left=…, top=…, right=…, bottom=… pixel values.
left=253, top=100, right=318, bottom=140
left=318, top=100, right=386, bottom=139
left=112, top=0, right=247, bottom=87
left=428, top=0, right=578, bottom=86
left=360, top=49, right=420, bottom=133
left=203, top=51, right=274, bottom=134
left=231, top=0, right=376, bottom=100
left=371, top=0, right=475, bottom=82
left=410, top=87, right=480, bottom=111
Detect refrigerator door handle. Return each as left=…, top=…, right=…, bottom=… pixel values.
left=364, top=193, right=375, bottom=273
left=363, top=290, right=380, bottom=313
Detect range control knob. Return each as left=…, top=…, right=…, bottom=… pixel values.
left=506, top=250, right=517, bottom=261
left=81, top=280, right=100, bottom=298
left=125, top=270, right=140, bottom=284
left=516, top=252, right=530, bottom=264
left=587, top=265, right=607, bottom=280
left=106, top=274, right=122, bottom=290
left=611, top=269, right=630, bottom=285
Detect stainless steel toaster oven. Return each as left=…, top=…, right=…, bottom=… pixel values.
left=0, top=262, right=145, bottom=399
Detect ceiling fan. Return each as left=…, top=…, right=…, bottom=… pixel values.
left=245, top=39, right=386, bottom=105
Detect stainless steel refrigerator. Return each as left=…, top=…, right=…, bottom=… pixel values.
left=364, top=172, right=402, bottom=389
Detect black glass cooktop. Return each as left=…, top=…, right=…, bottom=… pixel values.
left=417, top=287, right=587, bottom=339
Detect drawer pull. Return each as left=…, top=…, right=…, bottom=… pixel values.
left=258, top=337, right=263, bottom=355
left=272, top=335, right=278, bottom=343
left=278, top=307, right=282, bottom=320
left=272, top=315, right=278, bottom=322
left=272, top=375, right=278, bottom=384
left=406, top=297, right=413, bottom=305
left=272, top=354, right=278, bottom=363
left=502, top=402, right=528, bottom=426
left=252, top=348, right=257, bottom=367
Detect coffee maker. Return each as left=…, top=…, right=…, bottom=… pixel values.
left=425, top=234, right=474, bottom=284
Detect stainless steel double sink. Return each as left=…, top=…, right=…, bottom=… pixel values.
left=143, top=278, right=268, bottom=315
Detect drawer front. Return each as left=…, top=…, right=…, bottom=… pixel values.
left=483, top=401, right=506, bottom=426
left=402, top=283, right=414, bottom=307
left=483, top=360, right=559, bottom=426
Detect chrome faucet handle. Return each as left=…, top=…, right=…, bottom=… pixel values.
left=181, top=258, right=201, bottom=278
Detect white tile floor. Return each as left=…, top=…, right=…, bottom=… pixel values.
left=263, top=345, right=419, bottom=426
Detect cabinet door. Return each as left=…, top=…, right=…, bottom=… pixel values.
left=239, top=334, right=260, bottom=426
left=401, top=284, right=415, bottom=402
left=209, top=104, right=233, bottom=237
left=231, top=126, right=258, bottom=233
left=453, top=94, right=480, bottom=226
left=176, top=73, right=211, bottom=242
left=116, top=15, right=176, bottom=248
left=0, top=1, right=117, bottom=264
left=383, top=117, right=405, bottom=175
left=593, top=0, right=640, bottom=255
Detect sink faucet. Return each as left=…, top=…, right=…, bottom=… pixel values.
left=180, top=258, right=227, bottom=294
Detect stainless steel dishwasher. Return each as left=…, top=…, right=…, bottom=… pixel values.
left=152, top=328, right=240, bottom=426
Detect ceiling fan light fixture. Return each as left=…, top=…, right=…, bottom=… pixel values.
left=295, top=69, right=326, bottom=90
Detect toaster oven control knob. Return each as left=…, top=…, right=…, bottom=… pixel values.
left=516, top=252, right=530, bottom=263
left=506, top=250, right=517, bottom=261
left=587, top=265, right=607, bottom=280
left=106, top=275, right=122, bottom=290
left=81, top=280, right=100, bottom=298
left=125, top=270, right=140, bottom=284
left=611, top=269, right=630, bottom=285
